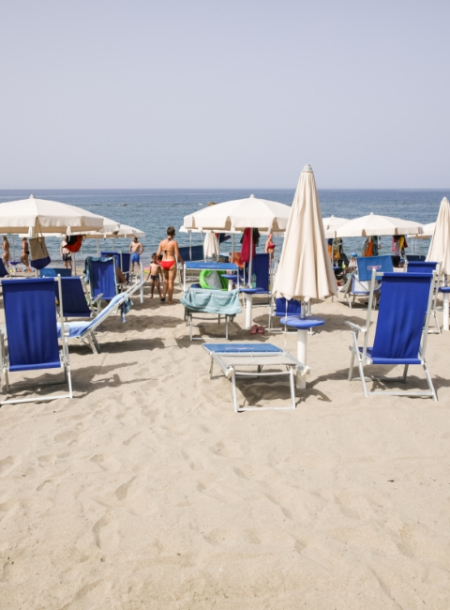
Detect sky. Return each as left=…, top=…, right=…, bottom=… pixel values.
left=1, top=0, right=449, bottom=189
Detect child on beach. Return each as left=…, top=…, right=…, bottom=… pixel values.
left=146, top=253, right=162, bottom=298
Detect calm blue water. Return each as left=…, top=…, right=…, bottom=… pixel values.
left=0, top=189, right=447, bottom=265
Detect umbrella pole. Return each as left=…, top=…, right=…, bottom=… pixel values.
left=189, top=232, right=192, bottom=261
left=12, top=234, right=16, bottom=262
left=248, top=229, right=253, bottom=287
left=97, top=239, right=100, bottom=257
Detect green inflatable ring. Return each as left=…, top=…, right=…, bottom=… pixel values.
left=199, top=269, right=228, bottom=290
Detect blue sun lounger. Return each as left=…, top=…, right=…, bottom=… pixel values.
left=268, top=297, right=302, bottom=332
left=41, top=268, right=72, bottom=278
left=181, top=288, right=242, bottom=340
left=84, top=257, right=118, bottom=302
left=0, top=277, right=73, bottom=405
left=203, top=343, right=305, bottom=412
left=406, top=260, right=441, bottom=333
left=341, top=255, right=393, bottom=308
left=347, top=271, right=437, bottom=400
left=57, top=280, right=140, bottom=353
left=57, top=276, right=101, bottom=319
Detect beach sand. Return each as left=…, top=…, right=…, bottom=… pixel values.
left=0, top=284, right=449, bottom=609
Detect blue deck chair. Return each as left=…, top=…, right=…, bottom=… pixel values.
left=40, top=267, right=72, bottom=278
left=341, top=255, right=393, bottom=308
left=85, top=257, right=118, bottom=302
left=347, top=271, right=437, bottom=401
left=57, top=278, right=138, bottom=353
left=181, top=288, right=242, bottom=340
left=58, top=277, right=102, bottom=319
left=202, top=343, right=305, bottom=412
left=0, top=278, right=72, bottom=404
left=406, top=254, right=426, bottom=262
left=244, top=253, right=270, bottom=293
left=101, top=251, right=132, bottom=280
left=406, top=260, right=441, bottom=333
left=268, top=297, right=302, bottom=331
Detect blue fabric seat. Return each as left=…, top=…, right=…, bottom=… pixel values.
left=341, top=255, right=392, bottom=308
left=406, top=261, right=437, bottom=274
left=101, top=251, right=131, bottom=282
left=0, top=278, right=73, bottom=404
left=40, top=268, right=72, bottom=278
left=347, top=272, right=437, bottom=400
left=85, top=257, right=118, bottom=302
left=0, top=259, right=9, bottom=277
left=58, top=277, right=96, bottom=318
left=268, top=297, right=302, bottom=331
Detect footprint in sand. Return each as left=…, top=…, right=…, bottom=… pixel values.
left=54, top=430, right=78, bottom=444
left=115, top=477, right=135, bottom=501
left=0, top=456, right=15, bottom=476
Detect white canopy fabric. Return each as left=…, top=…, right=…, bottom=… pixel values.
left=203, top=232, right=220, bottom=258
left=427, top=197, right=450, bottom=274
left=422, top=222, right=436, bottom=237
left=0, top=194, right=106, bottom=235
left=273, top=165, right=337, bottom=301
left=82, top=222, right=144, bottom=239
left=323, top=216, right=350, bottom=239
left=336, top=213, right=423, bottom=237
left=183, top=194, right=290, bottom=232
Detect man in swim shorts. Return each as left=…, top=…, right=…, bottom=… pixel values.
left=129, top=236, right=144, bottom=272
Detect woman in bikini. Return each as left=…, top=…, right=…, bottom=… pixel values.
left=157, top=226, right=184, bottom=304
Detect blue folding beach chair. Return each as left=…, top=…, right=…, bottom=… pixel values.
left=347, top=271, right=437, bottom=400
left=406, top=260, right=441, bottom=333
left=85, top=257, right=118, bottom=302
left=0, top=278, right=72, bottom=404
left=0, top=259, right=9, bottom=278
left=341, top=255, right=393, bottom=308
left=58, top=277, right=102, bottom=319
left=40, top=267, right=72, bottom=278
left=58, top=279, right=141, bottom=353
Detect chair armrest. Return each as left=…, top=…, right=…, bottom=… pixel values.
left=345, top=321, right=366, bottom=333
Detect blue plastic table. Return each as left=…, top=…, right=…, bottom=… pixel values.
left=280, top=316, right=325, bottom=388
left=439, top=287, right=450, bottom=331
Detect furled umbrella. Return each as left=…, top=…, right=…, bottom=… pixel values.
left=203, top=231, right=220, bottom=259
left=427, top=197, right=450, bottom=273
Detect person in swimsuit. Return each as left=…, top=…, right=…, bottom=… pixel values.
left=2, top=236, right=10, bottom=265
left=20, top=237, right=30, bottom=268
left=265, top=233, right=276, bottom=260
left=60, top=239, right=72, bottom=269
left=146, top=252, right=163, bottom=298
left=157, top=226, right=184, bottom=304
left=129, top=237, right=144, bottom=272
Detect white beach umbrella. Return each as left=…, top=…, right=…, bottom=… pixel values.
left=427, top=197, right=450, bottom=275
left=0, top=194, right=106, bottom=235
left=203, top=231, right=220, bottom=258
left=336, top=212, right=423, bottom=237
left=422, top=222, right=436, bottom=237
left=322, top=215, right=350, bottom=230
left=273, top=165, right=337, bottom=301
left=183, top=194, right=290, bottom=232
left=82, top=222, right=144, bottom=239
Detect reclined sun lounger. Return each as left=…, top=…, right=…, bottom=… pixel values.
left=347, top=270, right=437, bottom=400
left=181, top=288, right=241, bottom=340
left=0, top=277, right=72, bottom=404
left=406, top=260, right=441, bottom=333
left=41, top=267, right=72, bottom=278
left=267, top=296, right=302, bottom=332
left=57, top=280, right=140, bottom=353
left=202, top=343, right=305, bottom=412
left=57, top=276, right=101, bottom=319
left=84, top=256, right=118, bottom=302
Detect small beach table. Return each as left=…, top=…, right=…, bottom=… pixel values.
left=280, top=316, right=325, bottom=388
left=183, top=261, right=239, bottom=291
left=439, top=287, right=450, bottom=331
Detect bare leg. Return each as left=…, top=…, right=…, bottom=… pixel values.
left=150, top=279, right=155, bottom=298
left=167, top=266, right=177, bottom=304
left=162, top=268, right=169, bottom=300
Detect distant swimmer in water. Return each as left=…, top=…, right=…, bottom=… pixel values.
left=157, top=226, right=184, bottom=304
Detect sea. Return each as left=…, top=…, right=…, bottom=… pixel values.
left=0, top=189, right=447, bottom=266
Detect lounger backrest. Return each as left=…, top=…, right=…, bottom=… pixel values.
left=357, top=255, right=393, bottom=282
left=246, top=253, right=270, bottom=291
left=87, top=257, right=117, bottom=300
left=406, top=255, right=426, bottom=262
left=60, top=277, right=91, bottom=317
left=406, top=261, right=437, bottom=274
left=0, top=259, right=8, bottom=277
left=371, top=273, right=432, bottom=361
left=41, top=268, right=72, bottom=278
left=3, top=278, right=60, bottom=371
left=81, top=293, right=125, bottom=334
left=178, top=245, right=204, bottom=262
left=274, top=297, right=301, bottom=317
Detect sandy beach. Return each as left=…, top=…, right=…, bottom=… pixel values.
left=1, top=283, right=450, bottom=609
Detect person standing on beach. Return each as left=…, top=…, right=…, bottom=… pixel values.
left=157, top=226, right=184, bottom=304
left=129, top=237, right=144, bottom=273
left=20, top=237, right=30, bottom=268
left=2, top=236, right=10, bottom=265
left=146, top=252, right=163, bottom=298
left=60, top=239, right=72, bottom=269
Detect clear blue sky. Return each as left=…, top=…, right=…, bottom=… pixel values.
left=1, top=0, right=448, bottom=189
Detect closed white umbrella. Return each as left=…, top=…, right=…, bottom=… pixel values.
left=183, top=194, right=290, bottom=232
left=336, top=212, right=423, bottom=237
left=427, top=197, right=450, bottom=275
left=274, top=165, right=337, bottom=302
left=203, top=231, right=220, bottom=259
left=0, top=194, right=105, bottom=235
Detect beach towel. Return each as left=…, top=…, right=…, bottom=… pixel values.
left=181, top=288, right=241, bottom=315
